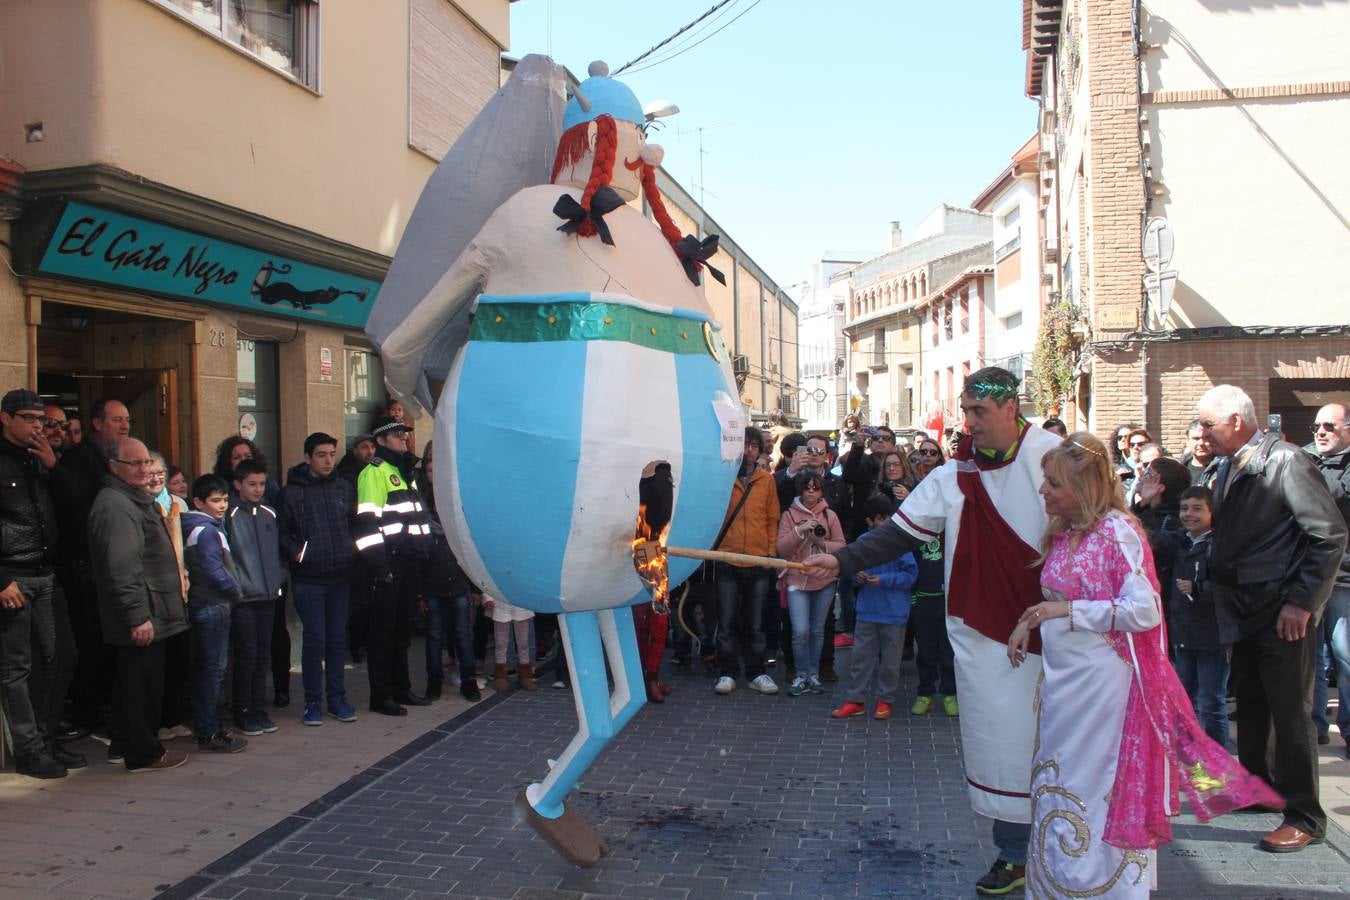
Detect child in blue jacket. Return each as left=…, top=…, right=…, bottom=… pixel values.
left=831, top=493, right=918, bottom=720
left=182, top=474, right=247, bottom=753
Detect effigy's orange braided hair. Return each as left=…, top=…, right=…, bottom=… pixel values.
left=641, top=163, right=699, bottom=274
left=551, top=113, right=699, bottom=274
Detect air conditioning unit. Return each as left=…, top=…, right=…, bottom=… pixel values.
left=732, top=355, right=750, bottom=376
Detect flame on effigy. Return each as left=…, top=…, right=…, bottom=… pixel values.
left=632, top=503, right=671, bottom=613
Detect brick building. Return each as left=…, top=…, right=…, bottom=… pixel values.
left=841, top=208, right=992, bottom=429
left=1022, top=0, right=1350, bottom=449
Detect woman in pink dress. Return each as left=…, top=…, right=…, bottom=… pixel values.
left=1008, top=432, right=1281, bottom=897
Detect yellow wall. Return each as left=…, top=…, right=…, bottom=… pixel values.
left=0, top=0, right=509, bottom=258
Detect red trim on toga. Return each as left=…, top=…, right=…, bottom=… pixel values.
left=947, top=423, right=1044, bottom=651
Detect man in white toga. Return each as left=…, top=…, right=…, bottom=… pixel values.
left=805, top=366, right=1062, bottom=896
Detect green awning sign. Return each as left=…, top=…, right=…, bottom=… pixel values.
left=29, top=201, right=380, bottom=328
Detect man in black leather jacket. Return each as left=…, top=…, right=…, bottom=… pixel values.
left=1199, top=385, right=1347, bottom=853
left=0, top=390, right=78, bottom=778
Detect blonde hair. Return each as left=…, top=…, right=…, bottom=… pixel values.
left=1037, top=431, right=1131, bottom=563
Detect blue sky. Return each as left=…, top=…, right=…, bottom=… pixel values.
left=507, top=0, right=1038, bottom=292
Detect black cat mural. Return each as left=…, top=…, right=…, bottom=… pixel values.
left=251, top=262, right=369, bottom=311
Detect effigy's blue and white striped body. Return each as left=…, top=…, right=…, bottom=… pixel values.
left=435, top=291, right=741, bottom=615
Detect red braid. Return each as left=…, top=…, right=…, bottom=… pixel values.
left=550, top=122, right=593, bottom=184
left=575, top=115, right=618, bottom=238
left=642, top=163, right=694, bottom=269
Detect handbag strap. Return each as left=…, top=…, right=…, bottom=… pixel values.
left=711, top=473, right=756, bottom=551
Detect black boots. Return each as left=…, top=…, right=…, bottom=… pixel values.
left=425, top=678, right=443, bottom=701
left=17, top=750, right=67, bottom=779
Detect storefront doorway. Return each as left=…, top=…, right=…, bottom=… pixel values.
left=36, top=301, right=194, bottom=466
left=1269, top=378, right=1350, bottom=443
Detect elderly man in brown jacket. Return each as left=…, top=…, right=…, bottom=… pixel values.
left=88, top=436, right=190, bottom=772
left=711, top=426, right=781, bottom=697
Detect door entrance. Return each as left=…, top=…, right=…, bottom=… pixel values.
left=36, top=302, right=193, bottom=467
left=1268, top=378, right=1350, bottom=443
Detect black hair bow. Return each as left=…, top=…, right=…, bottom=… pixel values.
left=674, top=234, right=727, bottom=286
left=553, top=186, right=624, bottom=246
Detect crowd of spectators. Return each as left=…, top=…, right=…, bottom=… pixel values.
left=2, top=383, right=1346, bottom=813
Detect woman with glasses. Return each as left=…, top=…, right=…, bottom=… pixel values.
left=145, top=451, right=193, bottom=744
left=1120, top=427, right=1153, bottom=501
left=777, top=471, right=846, bottom=696
left=874, top=450, right=916, bottom=505
left=1111, top=423, right=1141, bottom=484
left=910, top=438, right=945, bottom=480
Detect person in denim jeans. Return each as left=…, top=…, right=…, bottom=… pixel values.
left=777, top=471, right=845, bottom=696
left=277, top=433, right=359, bottom=726
left=182, top=475, right=247, bottom=752
left=712, top=428, right=781, bottom=696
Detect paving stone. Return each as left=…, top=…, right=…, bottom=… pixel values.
left=178, top=655, right=1349, bottom=899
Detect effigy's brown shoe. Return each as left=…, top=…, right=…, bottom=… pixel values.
left=515, top=790, right=609, bottom=867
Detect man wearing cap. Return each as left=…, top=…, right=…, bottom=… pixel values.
left=355, top=416, right=435, bottom=715
left=0, top=389, right=80, bottom=778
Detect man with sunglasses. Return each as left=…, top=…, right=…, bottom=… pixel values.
left=0, top=390, right=79, bottom=778
left=41, top=405, right=69, bottom=457
left=1307, top=403, right=1350, bottom=759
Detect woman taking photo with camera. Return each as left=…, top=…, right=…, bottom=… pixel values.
left=777, top=470, right=846, bottom=696
left=874, top=450, right=916, bottom=505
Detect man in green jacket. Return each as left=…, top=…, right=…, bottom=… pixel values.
left=88, top=437, right=190, bottom=772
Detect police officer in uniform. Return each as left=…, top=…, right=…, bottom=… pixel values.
left=355, top=417, right=434, bottom=715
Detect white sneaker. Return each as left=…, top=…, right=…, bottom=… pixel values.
left=748, top=674, right=779, bottom=695
left=713, top=676, right=736, bottom=694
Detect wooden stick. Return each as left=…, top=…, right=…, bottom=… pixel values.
left=666, top=545, right=808, bottom=571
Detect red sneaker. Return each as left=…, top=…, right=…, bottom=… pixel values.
left=831, top=701, right=866, bottom=719
left=874, top=701, right=893, bottom=720
left=833, top=633, right=855, bottom=649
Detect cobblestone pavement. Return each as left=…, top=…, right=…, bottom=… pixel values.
left=173, top=652, right=1350, bottom=900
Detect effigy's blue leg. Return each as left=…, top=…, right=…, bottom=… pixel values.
left=526, top=606, right=646, bottom=818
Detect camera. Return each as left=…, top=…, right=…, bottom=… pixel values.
left=811, top=523, right=826, bottom=537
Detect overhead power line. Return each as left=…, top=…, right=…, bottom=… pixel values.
left=621, top=0, right=768, bottom=76
left=614, top=0, right=741, bottom=76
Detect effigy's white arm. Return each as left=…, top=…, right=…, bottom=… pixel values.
left=379, top=239, right=494, bottom=418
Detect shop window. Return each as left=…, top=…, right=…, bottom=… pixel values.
left=155, top=0, right=319, bottom=88
left=237, top=338, right=281, bottom=472
left=344, top=348, right=386, bottom=448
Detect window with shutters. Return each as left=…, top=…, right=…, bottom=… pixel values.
left=408, top=0, right=501, bottom=160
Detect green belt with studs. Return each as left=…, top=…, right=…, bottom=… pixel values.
left=470, top=296, right=724, bottom=358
